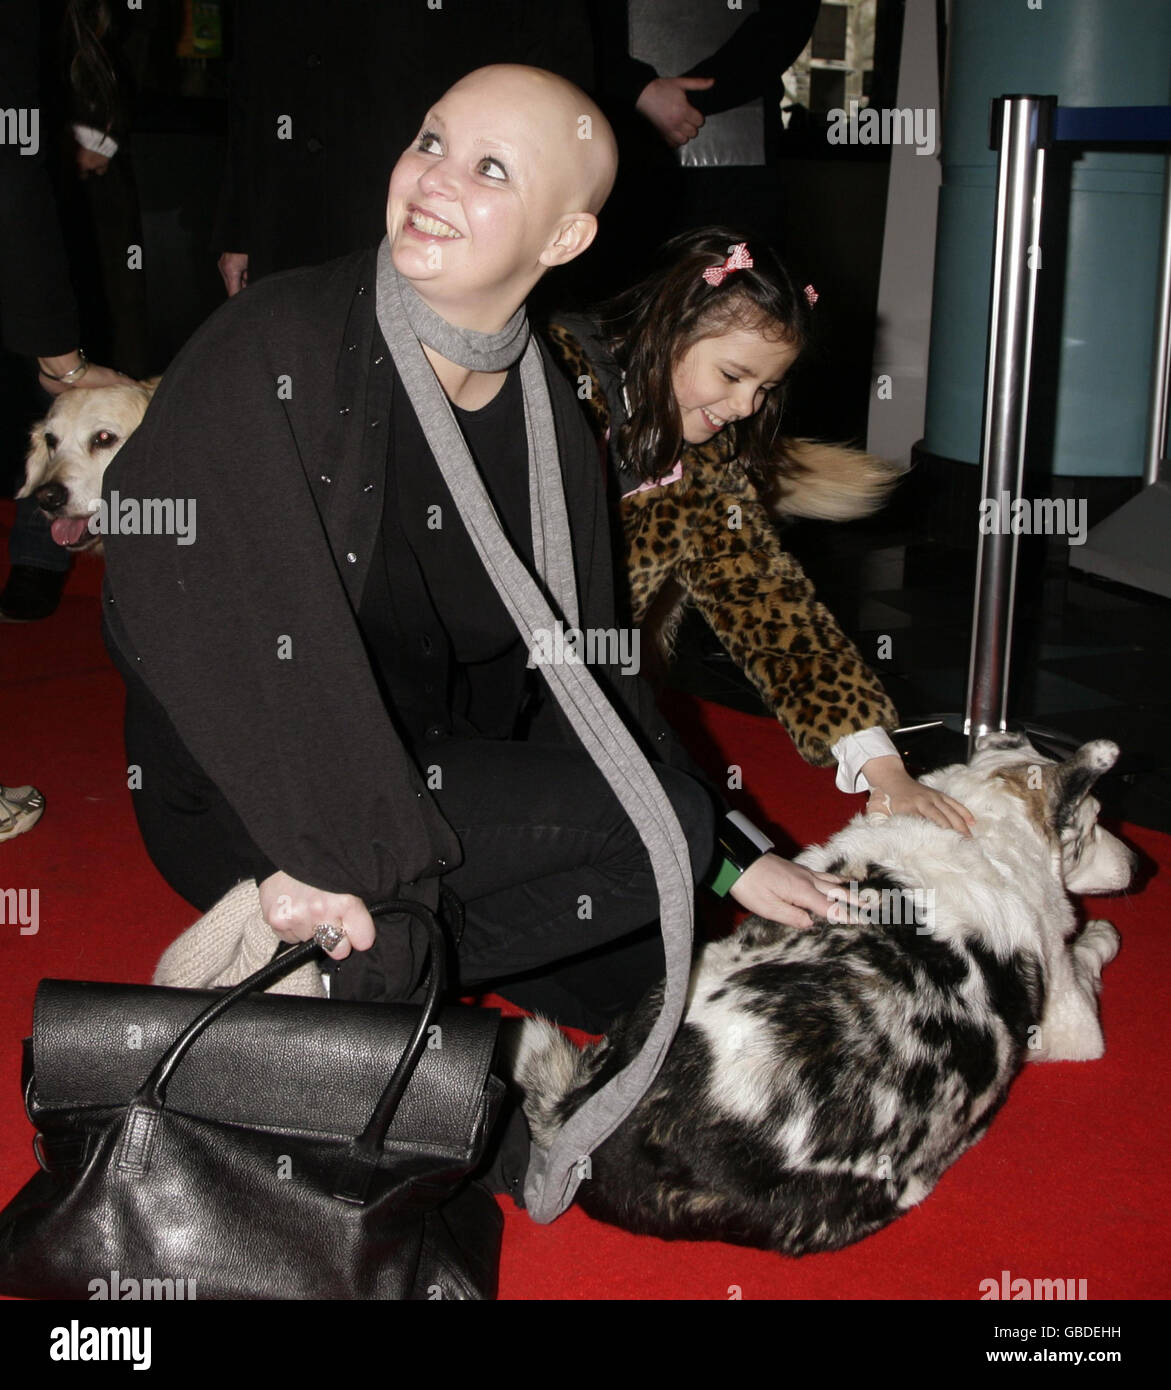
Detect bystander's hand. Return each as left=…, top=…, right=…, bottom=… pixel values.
left=635, top=75, right=715, bottom=148
left=36, top=352, right=131, bottom=395
left=75, top=145, right=110, bottom=178
left=218, top=251, right=249, bottom=297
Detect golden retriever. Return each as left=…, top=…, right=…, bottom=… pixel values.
left=18, top=378, right=160, bottom=554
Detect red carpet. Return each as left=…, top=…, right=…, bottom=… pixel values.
left=1, top=500, right=1167, bottom=1300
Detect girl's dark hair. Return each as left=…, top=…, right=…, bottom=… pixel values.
left=64, top=0, right=122, bottom=136
left=595, top=226, right=811, bottom=485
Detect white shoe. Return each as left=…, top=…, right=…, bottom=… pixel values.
left=0, top=785, right=45, bottom=842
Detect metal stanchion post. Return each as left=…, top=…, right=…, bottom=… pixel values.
left=900, top=101, right=1170, bottom=777
left=1144, top=154, right=1171, bottom=486
left=963, top=95, right=1054, bottom=752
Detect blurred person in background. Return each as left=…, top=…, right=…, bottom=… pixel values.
left=1, top=0, right=146, bottom=622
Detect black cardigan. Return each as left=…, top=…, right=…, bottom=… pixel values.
left=101, top=247, right=707, bottom=907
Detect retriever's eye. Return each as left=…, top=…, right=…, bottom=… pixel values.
left=44, top=432, right=57, bottom=451
left=91, top=430, right=119, bottom=449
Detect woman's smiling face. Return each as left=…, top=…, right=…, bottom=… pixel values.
left=386, top=79, right=573, bottom=317
left=670, top=324, right=800, bottom=444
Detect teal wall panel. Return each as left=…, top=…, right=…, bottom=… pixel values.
left=924, top=0, right=1171, bottom=476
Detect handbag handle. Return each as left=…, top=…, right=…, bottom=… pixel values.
left=120, top=898, right=452, bottom=1202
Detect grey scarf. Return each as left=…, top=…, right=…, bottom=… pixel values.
left=375, top=238, right=694, bottom=1224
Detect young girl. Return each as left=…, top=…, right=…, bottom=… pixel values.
left=550, top=226, right=974, bottom=834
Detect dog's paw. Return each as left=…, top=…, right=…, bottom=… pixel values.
left=1079, top=919, right=1120, bottom=967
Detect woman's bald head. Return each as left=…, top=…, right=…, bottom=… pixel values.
left=386, top=64, right=619, bottom=325
left=444, top=65, right=618, bottom=216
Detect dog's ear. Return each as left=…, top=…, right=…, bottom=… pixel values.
left=139, top=375, right=163, bottom=396
left=974, top=730, right=1029, bottom=752
left=1052, top=740, right=1119, bottom=828
left=18, top=424, right=52, bottom=498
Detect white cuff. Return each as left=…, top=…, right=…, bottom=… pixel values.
left=73, top=123, right=118, bottom=158
left=831, top=726, right=900, bottom=794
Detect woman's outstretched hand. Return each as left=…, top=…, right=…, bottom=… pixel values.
left=861, top=754, right=975, bottom=835
left=728, top=852, right=846, bottom=929
left=257, top=870, right=376, bottom=960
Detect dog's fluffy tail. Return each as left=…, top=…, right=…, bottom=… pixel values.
left=509, top=1015, right=591, bottom=1151
left=765, top=439, right=901, bottom=523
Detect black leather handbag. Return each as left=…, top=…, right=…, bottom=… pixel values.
left=0, top=898, right=505, bottom=1300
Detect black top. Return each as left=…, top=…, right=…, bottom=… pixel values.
left=359, top=362, right=536, bottom=744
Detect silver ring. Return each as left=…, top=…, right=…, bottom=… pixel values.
left=313, top=922, right=346, bottom=952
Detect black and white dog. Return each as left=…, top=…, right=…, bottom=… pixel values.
left=515, top=735, right=1136, bottom=1255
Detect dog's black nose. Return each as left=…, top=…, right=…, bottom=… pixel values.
left=34, top=481, right=68, bottom=512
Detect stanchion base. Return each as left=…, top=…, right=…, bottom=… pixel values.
left=893, top=715, right=1084, bottom=776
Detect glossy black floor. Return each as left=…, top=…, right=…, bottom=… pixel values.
left=662, top=506, right=1171, bottom=835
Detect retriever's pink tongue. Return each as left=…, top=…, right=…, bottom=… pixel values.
left=50, top=516, right=91, bottom=547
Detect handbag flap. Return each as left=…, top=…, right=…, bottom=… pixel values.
left=30, top=980, right=500, bottom=1154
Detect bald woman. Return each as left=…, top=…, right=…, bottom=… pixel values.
left=101, top=65, right=715, bottom=1033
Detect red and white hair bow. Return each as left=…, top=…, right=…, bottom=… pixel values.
left=702, top=243, right=754, bottom=287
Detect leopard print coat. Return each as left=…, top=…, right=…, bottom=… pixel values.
left=547, top=320, right=899, bottom=768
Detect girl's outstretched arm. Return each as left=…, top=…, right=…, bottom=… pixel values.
left=659, top=462, right=899, bottom=765
left=665, top=465, right=974, bottom=831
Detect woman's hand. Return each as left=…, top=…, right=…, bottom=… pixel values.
left=257, top=870, right=376, bottom=961
left=728, top=851, right=845, bottom=929
left=862, top=755, right=975, bottom=835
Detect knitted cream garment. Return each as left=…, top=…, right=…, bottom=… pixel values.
left=152, top=878, right=325, bottom=997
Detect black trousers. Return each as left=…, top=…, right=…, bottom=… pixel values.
left=123, top=680, right=715, bottom=1032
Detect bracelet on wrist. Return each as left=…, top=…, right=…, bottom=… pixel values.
left=40, top=349, right=89, bottom=385
left=710, top=857, right=743, bottom=898
left=707, top=811, right=775, bottom=898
